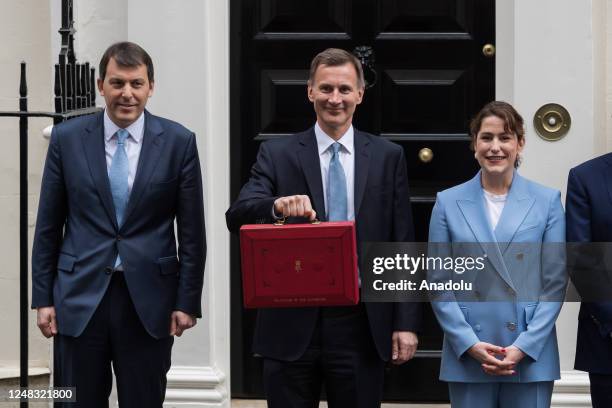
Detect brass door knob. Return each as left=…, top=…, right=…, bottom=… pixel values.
left=418, top=148, right=433, bottom=163
left=482, top=43, right=496, bottom=57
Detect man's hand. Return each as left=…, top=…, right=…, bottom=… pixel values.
left=36, top=306, right=57, bottom=338
left=170, top=310, right=197, bottom=337
left=274, top=195, right=317, bottom=221
left=391, top=331, right=418, bottom=364
left=468, top=342, right=515, bottom=376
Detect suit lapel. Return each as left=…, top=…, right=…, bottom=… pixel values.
left=494, top=172, right=535, bottom=254
left=353, top=130, right=370, bottom=217
left=456, top=173, right=497, bottom=245
left=83, top=112, right=118, bottom=229
left=456, top=172, right=515, bottom=290
left=122, top=111, right=164, bottom=226
left=297, top=129, right=326, bottom=221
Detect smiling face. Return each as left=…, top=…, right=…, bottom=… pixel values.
left=474, top=115, right=524, bottom=180
left=97, top=57, right=154, bottom=128
left=307, top=62, right=364, bottom=139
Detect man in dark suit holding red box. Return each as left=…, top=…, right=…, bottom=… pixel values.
left=226, top=48, right=421, bottom=407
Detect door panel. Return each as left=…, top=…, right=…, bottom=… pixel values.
left=380, top=69, right=469, bottom=134
left=230, top=0, right=494, bottom=401
left=255, top=0, right=352, bottom=39
left=377, top=0, right=472, bottom=36
left=259, top=70, right=311, bottom=136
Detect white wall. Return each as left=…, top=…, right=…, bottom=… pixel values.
left=0, top=0, right=54, bottom=378
left=73, top=0, right=127, bottom=71
left=497, top=0, right=608, bottom=405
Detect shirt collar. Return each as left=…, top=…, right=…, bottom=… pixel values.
left=103, top=109, right=145, bottom=143
left=314, top=122, right=354, bottom=156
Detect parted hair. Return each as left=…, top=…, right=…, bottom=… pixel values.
left=99, top=42, right=154, bottom=83
left=469, top=101, right=525, bottom=168
left=308, top=48, right=365, bottom=89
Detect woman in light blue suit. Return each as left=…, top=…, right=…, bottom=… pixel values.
left=428, top=101, right=566, bottom=407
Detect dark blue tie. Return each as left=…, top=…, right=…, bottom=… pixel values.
left=327, top=142, right=348, bottom=221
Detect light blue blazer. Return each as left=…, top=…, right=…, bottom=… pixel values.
left=428, top=171, right=566, bottom=383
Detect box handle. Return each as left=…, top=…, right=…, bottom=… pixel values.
left=273, top=217, right=320, bottom=226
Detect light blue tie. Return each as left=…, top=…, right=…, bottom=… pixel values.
left=109, top=129, right=129, bottom=267
left=327, top=142, right=348, bottom=221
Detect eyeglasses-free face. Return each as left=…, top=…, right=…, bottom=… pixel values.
left=474, top=115, right=524, bottom=181
left=307, top=62, right=364, bottom=139
left=98, top=57, right=154, bottom=128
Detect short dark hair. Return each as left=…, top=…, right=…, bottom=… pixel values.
left=99, top=42, right=154, bottom=82
left=308, top=48, right=365, bottom=89
left=470, top=101, right=525, bottom=168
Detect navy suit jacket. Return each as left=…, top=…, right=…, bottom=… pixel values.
left=32, top=110, right=206, bottom=339
left=566, top=152, right=612, bottom=373
left=226, top=127, right=422, bottom=361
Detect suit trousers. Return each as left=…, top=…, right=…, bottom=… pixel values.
left=448, top=381, right=553, bottom=408
left=262, top=304, right=385, bottom=408
left=589, top=373, right=612, bottom=408
left=53, top=272, right=174, bottom=408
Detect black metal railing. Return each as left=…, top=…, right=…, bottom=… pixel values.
left=0, top=0, right=102, bottom=406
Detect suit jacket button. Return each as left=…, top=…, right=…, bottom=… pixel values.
left=506, top=322, right=517, bottom=331
left=104, top=267, right=113, bottom=275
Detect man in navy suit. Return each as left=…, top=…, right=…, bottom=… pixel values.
left=566, top=154, right=612, bottom=408
left=226, top=48, right=421, bottom=407
left=32, top=42, right=206, bottom=407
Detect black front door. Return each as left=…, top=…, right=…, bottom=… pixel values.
left=230, top=0, right=494, bottom=401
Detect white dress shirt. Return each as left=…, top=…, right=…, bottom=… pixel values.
left=103, top=110, right=145, bottom=193
left=314, top=122, right=355, bottom=221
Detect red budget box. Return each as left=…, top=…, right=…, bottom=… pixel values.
left=239, top=221, right=359, bottom=308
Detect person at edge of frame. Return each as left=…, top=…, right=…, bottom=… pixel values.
left=566, top=147, right=612, bottom=408
left=226, top=48, right=422, bottom=407
left=31, top=41, right=206, bottom=407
